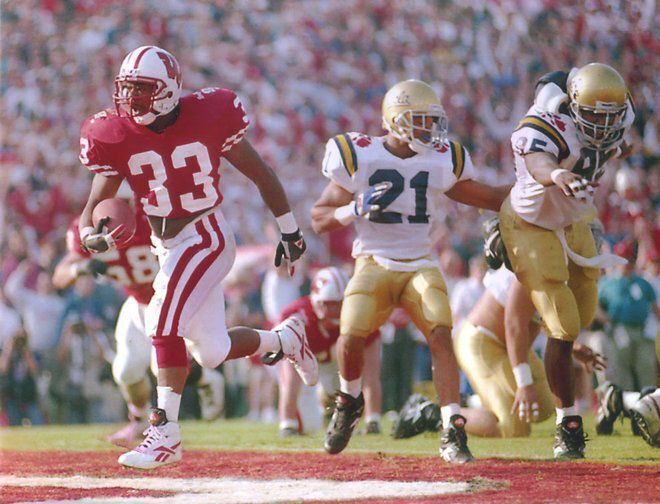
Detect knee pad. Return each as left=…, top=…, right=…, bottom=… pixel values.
left=152, top=335, right=188, bottom=368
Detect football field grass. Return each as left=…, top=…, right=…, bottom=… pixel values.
left=1, top=413, right=658, bottom=464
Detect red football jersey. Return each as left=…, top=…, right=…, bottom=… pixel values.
left=79, top=88, right=249, bottom=219
left=68, top=212, right=158, bottom=305
left=280, top=297, right=379, bottom=364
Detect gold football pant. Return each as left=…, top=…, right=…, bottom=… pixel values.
left=340, top=256, right=452, bottom=338
left=499, top=197, right=599, bottom=341
left=454, top=322, right=554, bottom=437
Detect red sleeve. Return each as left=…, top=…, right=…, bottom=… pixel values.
left=79, top=112, right=123, bottom=178
left=218, top=90, right=250, bottom=155
left=279, top=298, right=307, bottom=322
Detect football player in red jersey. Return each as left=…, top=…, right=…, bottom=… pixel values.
left=76, top=46, right=316, bottom=469
left=275, top=267, right=382, bottom=437
left=53, top=194, right=158, bottom=449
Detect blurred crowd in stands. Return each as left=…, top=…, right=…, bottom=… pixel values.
left=1, top=0, right=657, bottom=427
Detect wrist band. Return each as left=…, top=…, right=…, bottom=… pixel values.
left=276, top=212, right=298, bottom=234
left=80, top=226, right=95, bottom=241
left=333, top=203, right=358, bottom=225
left=513, top=363, right=533, bottom=388
left=550, top=169, right=569, bottom=184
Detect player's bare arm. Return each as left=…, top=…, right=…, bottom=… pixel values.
left=445, top=179, right=512, bottom=212
left=52, top=251, right=87, bottom=289
left=225, top=138, right=292, bottom=218
left=226, top=137, right=306, bottom=271
left=524, top=151, right=590, bottom=198
left=504, top=279, right=541, bottom=422
left=311, top=181, right=354, bottom=234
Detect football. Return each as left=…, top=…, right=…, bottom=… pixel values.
left=92, top=198, right=137, bottom=249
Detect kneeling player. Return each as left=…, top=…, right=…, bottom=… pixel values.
left=275, top=267, right=381, bottom=436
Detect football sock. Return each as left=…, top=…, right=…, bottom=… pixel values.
left=157, top=386, right=182, bottom=422
left=365, top=413, right=381, bottom=424
left=622, top=391, right=641, bottom=411
left=339, top=376, right=362, bottom=398
left=441, top=403, right=461, bottom=427
left=279, top=418, right=298, bottom=431
left=555, top=406, right=577, bottom=424
left=255, top=330, right=281, bottom=354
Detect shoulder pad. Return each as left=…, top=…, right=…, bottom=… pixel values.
left=515, top=114, right=570, bottom=161
left=535, top=70, right=569, bottom=93
left=331, top=133, right=358, bottom=177
left=448, top=141, right=467, bottom=179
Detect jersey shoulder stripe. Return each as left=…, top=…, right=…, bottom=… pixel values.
left=332, top=133, right=358, bottom=177
left=449, top=141, right=466, bottom=179
left=515, top=115, right=569, bottom=160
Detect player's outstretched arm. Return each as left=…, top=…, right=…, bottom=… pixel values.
left=445, top=180, right=512, bottom=212
left=524, top=152, right=593, bottom=200
left=52, top=252, right=87, bottom=289
left=504, top=279, right=541, bottom=423
left=311, top=181, right=354, bottom=234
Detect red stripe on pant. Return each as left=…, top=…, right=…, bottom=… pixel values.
left=155, top=220, right=210, bottom=337
left=169, top=214, right=226, bottom=337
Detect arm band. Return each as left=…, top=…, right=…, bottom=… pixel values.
left=550, top=169, right=569, bottom=185
left=513, top=363, right=534, bottom=388
left=276, top=212, right=298, bottom=234
left=333, top=203, right=358, bottom=225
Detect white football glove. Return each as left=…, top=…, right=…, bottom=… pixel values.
left=81, top=217, right=126, bottom=253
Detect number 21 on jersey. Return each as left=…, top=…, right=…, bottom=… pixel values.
left=368, top=169, right=429, bottom=224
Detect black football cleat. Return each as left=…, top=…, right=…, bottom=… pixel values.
left=595, top=382, right=623, bottom=435
left=440, top=414, right=473, bottom=464
left=364, top=420, right=381, bottom=435
left=554, top=415, right=587, bottom=460
left=324, top=391, right=364, bottom=454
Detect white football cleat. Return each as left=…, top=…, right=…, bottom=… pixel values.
left=629, top=390, right=660, bottom=448
left=118, top=408, right=182, bottom=469
left=107, top=417, right=149, bottom=449
left=275, top=316, right=318, bottom=386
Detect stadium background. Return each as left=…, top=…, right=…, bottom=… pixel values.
left=0, top=0, right=657, bottom=426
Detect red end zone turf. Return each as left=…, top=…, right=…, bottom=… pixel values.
left=1, top=450, right=658, bottom=503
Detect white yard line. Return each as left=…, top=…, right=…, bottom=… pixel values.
left=1, top=475, right=470, bottom=504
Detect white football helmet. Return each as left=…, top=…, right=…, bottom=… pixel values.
left=114, top=46, right=182, bottom=125
left=310, top=267, right=349, bottom=324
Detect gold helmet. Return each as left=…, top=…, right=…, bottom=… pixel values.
left=568, top=63, right=627, bottom=149
left=382, top=79, right=448, bottom=152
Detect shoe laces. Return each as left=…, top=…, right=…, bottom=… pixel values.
left=443, top=421, right=468, bottom=449
left=140, top=424, right=165, bottom=449
left=562, top=425, right=589, bottom=450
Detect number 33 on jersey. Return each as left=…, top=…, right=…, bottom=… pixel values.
left=322, top=132, right=475, bottom=260
left=79, top=88, right=249, bottom=218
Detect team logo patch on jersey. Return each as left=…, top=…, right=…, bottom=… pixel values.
left=351, top=133, right=372, bottom=148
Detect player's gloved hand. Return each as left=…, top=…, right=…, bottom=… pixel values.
left=572, top=343, right=607, bottom=373
left=274, top=228, right=306, bottom=276
left=551, top=170, right=595, bottom=202
left=355, top=181, right=392, bottom=217
left=73, top=258, right=109, bottom=278
left=482, top=217, right=512, bottom=271
left=511, top=384, right=540, bottom=423
left=81, top=217, right=125, bottom=253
